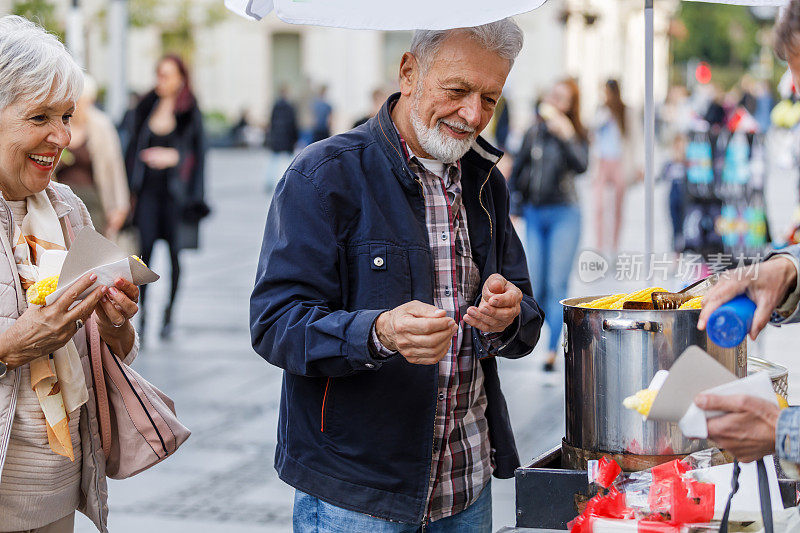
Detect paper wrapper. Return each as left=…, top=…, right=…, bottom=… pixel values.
left=645, top=346, right=776, bottom=439
left=45, top=227, right=158, bottom=306
left=30, top=356, right=74, bottom=461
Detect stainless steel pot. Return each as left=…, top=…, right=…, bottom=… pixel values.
left=561, top=296, right=747, bottom=458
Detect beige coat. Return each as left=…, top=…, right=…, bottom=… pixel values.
left=0, top=183, right=138, bottom=532
left=84, top=106, right=130, bottom=217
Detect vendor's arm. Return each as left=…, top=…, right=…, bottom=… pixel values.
left=697, top=250, right=798, bottom=340
left=251, top=169, right=405, bottom=377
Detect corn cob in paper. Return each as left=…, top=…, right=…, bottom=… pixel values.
left=26, top=275, right=59, bottom=306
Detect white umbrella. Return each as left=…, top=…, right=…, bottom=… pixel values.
left=225, top=0, right=787, bottom=262
left=224, top=0, right=547, bottom=29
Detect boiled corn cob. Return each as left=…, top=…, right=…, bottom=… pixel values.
left=608, top=287, right=667, bottom=310
left=579, top=293, right=626, bottom=309
left=26, top=275, right=59, bottom=306
left=623, top=388, right=658, bottom=416
left=678, top=296, right=704, bottom=310
left=778, top=394, right=789, bottom=409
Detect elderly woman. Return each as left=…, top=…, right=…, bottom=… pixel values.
left=0, top=16, right=139, bottom=533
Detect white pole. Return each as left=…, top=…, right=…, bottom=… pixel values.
left=108, top=0, right=128, bottom=124
left=644, top=0, right=655, bottom=271
left=66, top=0, right=85, bottom=67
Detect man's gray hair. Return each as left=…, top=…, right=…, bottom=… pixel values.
left=0, top=15, right=83, bottom=110
left=410, top=18, right=524, bottom=71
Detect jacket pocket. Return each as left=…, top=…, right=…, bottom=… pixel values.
left=346, top=242, right=412, bottom=310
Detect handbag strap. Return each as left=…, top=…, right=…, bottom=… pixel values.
left=757, top=458, right=774, bottom=533
left=720, top=459, right=774, bottom=533
left=50, top=186, right=77, bottom=244
left=719, top=460, right=741, bottom=533
left=87, top=316, right=112, bottom=458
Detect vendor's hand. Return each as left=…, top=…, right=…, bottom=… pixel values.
left=140, top=147, right=179, bottom=170
left=696, top=394, right=779, bottom=463
left=464, top=274, right=522, bottom=333
left=697, top=256, right=797, bottom=340
left=0, top=273, right=106, bottom=370
left=94, top=278, right=138, bottom=357
left=375, top=300, right=457, bottom=365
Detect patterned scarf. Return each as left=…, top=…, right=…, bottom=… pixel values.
left=11, top=189, right=88, bottom=461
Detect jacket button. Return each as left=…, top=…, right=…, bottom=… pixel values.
left=441, top=232, right=448, bottom=241
left=438, top=393, right=445, bottom=401
left=365, top=363, right=375, bottom=369
left=373, top=257, right=384, bottom=267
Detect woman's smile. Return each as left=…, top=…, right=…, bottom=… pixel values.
left=26, top=152, right=56, bottom=171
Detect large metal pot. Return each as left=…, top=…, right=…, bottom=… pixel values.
left=561, top=296, right=747, bottom=461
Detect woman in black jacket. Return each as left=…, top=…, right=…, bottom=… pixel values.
left=125, top=54, right=207, bottom=340
left=509, top=78, right=589, bottom=372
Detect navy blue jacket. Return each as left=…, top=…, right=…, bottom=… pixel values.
left=250, top=94, right=544, bottom=524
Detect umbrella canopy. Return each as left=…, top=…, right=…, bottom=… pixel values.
left=224, top=0, right=547, bottom=28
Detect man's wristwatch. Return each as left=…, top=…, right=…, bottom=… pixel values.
left=0, top=358, right=7, bottom=379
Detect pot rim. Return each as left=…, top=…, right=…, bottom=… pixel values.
left=560, top=295, right=701, bottom=312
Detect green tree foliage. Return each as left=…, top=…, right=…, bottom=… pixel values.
left=128, top=0, right=228, bottom=64
left=11, top=0, right=63, bottom=40
left=672, top=3, right=760, bottom=67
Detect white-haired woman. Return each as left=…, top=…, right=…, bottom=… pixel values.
left=0, top=16, right=139, bottom=533
left=55, top=74, right=130, bottom=241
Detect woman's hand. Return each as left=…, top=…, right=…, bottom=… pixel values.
left=103, top=209, right=129, bottom=240
left=0, top=273, right=106, bottom=370
left=94, top=278, right=138, bottom=357
left=140, top=147, right=179, bottom=170
left=545, top=111, right=575, bottom=141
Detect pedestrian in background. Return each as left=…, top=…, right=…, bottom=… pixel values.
left=265, top=85, right=298, bottom=191
left=310, top=84, right=332, bottom=143
left=592, top=79, right=630, bottom=255
left=352, top=87, right=388, bottom=128
left=55, top=74, right=130, bottom=241
left=660, top=132, right=689, bottom=253
left=508, top=78, right=588, bottom=372
left=125, top=54, right=207, bottom=341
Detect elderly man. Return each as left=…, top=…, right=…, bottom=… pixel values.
left=250, top=19, right=543, bottom=532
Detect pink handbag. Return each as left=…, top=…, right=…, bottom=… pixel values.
left=86, top=318, right=190, bottom=478
left=55, top=186, right=190, bottom=478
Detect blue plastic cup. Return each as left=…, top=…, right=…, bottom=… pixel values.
left=706, top=294, right=757, bottom=348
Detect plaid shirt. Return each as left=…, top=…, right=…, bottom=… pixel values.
left=396, top=137, right=493, bottom=522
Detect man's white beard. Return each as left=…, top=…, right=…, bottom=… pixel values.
left=410, top=99, right=476, bottom=164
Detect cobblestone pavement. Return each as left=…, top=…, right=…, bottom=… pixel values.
left=75, top=146, right=800, bottom=532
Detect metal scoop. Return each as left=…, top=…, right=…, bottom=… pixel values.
left=650, top=274, right=719, bottom=310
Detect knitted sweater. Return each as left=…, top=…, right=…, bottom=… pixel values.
left=0, top=200, right=82, bottom=531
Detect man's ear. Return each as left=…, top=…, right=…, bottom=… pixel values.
left=398, top=52, right=418, bottom=97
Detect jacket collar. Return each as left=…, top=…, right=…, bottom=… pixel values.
left=370, top=93, right=504, bottom=191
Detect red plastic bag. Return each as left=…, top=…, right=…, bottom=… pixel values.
left=596, top=457, right=623, bottom=488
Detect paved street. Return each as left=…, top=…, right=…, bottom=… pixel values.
left=75, top=145, right=800, bottom=532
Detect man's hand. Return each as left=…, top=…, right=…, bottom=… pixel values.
left=695, top=394, right=780, bottom=463
left=463, top=273, right=523, bottom=333
left=375, top=300, right=457, bottom=365
left=697, top=256, right=797, bottom=340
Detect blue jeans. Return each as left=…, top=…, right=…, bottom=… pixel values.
left=523, top=204, right=582, bottom=352
left=292, top=481, right=492, bottom=533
